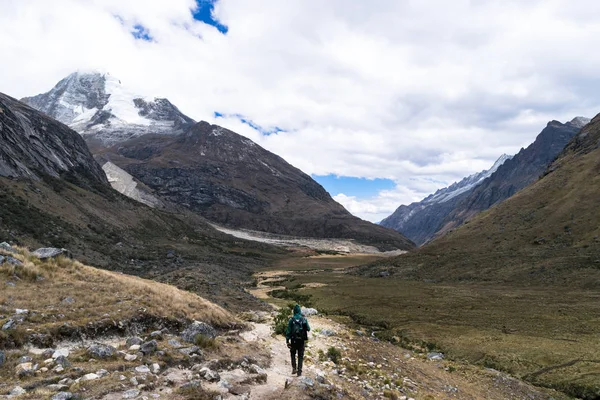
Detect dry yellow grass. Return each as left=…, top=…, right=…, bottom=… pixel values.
left=0, top=246, right=234, bottom=337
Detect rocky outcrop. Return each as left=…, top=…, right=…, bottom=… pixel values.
left=0, top=93, right=109, bottom=187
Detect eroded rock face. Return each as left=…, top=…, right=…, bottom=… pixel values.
left=0, top=92, right=109, bottom=187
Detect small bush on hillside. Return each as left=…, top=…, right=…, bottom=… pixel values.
left=177, top=383, right=219, bottom=400
left=273, top=304, right=294, bottom=335
left=326, top=346, right=342, bottom=364
left=194, top=334, right=218, bottom=350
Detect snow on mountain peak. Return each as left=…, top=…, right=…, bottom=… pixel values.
left=569, top=116, right=591, bottom=128
left=426, top=153, right=513, bottom=204
left=22, top=71, right=195, bottom=145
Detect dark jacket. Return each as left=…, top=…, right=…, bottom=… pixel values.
left=285, top=304, right=311, bottom=342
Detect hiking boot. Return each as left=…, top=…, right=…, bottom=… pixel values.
left=292, top=368, right=297, bottom=375
left=297, top=371, right=302, bottom=377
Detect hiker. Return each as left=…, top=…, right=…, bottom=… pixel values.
left=286, top=304, right=311, bottom=376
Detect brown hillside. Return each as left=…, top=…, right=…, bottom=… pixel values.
left=359, top=114, right=600, bottom=287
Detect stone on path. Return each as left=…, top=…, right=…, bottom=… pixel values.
left=53, top=348, right=70, bottom=359
left=123, top=389, right=140, bottom=399
left=87, top=344, right=116, bottom=359
left=141, top=340, right=158, bottom=355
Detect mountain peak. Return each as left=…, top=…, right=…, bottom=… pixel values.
left=569, top=116, right=591, bottom=128
left=22, top=72, right=195, bottom=145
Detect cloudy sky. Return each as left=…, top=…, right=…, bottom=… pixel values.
left=2, top=0, right=600, bottom=222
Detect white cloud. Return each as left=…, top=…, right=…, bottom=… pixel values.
left=1, top=0, right=600, bottom=222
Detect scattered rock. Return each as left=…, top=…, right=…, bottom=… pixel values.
left=55, top=355, right=71, bottom=367
left=427, top=352, right=444, bottom=361
left=249, top=364, right=266, bottom=375
left=18, top=356, right=32, bottom=364
left=81, top=373, right=100, bottom=381
left=124, top=354, right=138, bottom=362
left=129, top=345, right=141, bottom=352
left=15, top=362, right=34, bottom=377
left=140, top=340, right=158, bottom=355
left=320, top=329, right=336, bottom=337
left=96, top=369, right=109, bottom=377
left=126, top=336, right=143, bottom=347
left=46, top=384, right=69, bottom=392
left=135, top=365, right=151, bottom=374
left=178, top=346, right=202, bottom=356
left=168, top=339, right=182, bottom=348
left=87, top=344, right=116, bottom=359
left=2, top=319, right=16, bottom=330
left=299, top=376, right=315, bottom=388
left=151, top=363, right=160, bottom=374
left=0, top=242, right=17, bottom=253
left=301, top=307, right=318, bottom=316
left=52, top=348, right=70, bottom=359
left=53, top=365, right=65, bottom=373
left=123, top=389, right=141, bottom=399
left=230, top=385, right=251, bottom=395
left=0, top=350, right=5, bottom=367
left=199, top=367, right=220, bottom=382
left=52, top=393, right=73, bottom=400
left=5, top=256, right=22, bottom=266
left=9, top=386, right=26, bottom=396
left=61, top=297, right=75, bottom=304
left=150, top=330, right=163, bottom=338
left=15, top=309, right=28, bottom=315
left=181, top=321, right=217, bottom=343
left=32, top=247, right=71, bottom=260
left=42, top=349, right=55, bottom=358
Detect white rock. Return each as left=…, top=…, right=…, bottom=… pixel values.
left=129, top=345, right=141, bottom=351
left=122, top=389, right=140, bottom=399
left=81, top=373, right=100, bottom=381
left=15, top=309, right=29, bottom=315
left=151, top=363, right=160, bottom=374
left=124, top=354, right=137, bottom=362
left=52, top=349, right=70, bottom=359
left=135, top=365, right=151, bottom=374
left=9, top=386, right=27, bottom=395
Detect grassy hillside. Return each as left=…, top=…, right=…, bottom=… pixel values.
left=0, top=176, right=282, bottom=312
left=359, top=114, right=600, bottom=287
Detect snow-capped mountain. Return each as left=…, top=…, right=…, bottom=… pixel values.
left=22, top=71, right=195, bottom=145
left=381, top=117, right=588, bottom=245
left=425, top=154, right=513, bottom=205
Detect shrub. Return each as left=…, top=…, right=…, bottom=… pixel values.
left=273, top=304, right=293, bottom=335
left=194, top=334, right=218, bottom=350
left=326, top=346, right=342, bottom=364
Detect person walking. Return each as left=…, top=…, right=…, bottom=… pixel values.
left=286, top=304, right=311, bottom=376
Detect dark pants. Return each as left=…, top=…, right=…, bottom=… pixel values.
left=290, top=339, right=305, bottom=374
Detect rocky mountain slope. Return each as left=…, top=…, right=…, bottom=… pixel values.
left=359, top=113, right=600, bottom=287
left=0, top=92, right=279, bottom=311
left=380, top=154, right=512, bottom=245
left=0, top=93, right=108, bottom=188
left=381, top=117, right=588, bottom=245
left=95, top=121, right=415, bottom=251
left=22, top=71, right=195, bottom=145
left=24, top=72, right=414, bottom=251
left=436, top=117, right=589, bottom=237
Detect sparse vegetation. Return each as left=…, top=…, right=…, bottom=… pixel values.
left=326, top=346, right=342, bottom=364
left=194, top=333, right=218, bottom=350
left=273, top=304, right=293, bottom=335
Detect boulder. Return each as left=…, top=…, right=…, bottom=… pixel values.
left=427, top=352, right=444, bottom=361
left=52, top=393, right=73, bottom=400
left=52, top=348, right=70, bottom=359
left=140, top=340, right=158, bottom=355
left=135, top=365, right=151, bottom=374
left=5, top=256, right=22, bottom=266
left=123, top=389, right=140, bottom=399
left=87, top=344, right=116, bottom=359
left=55, top=355, right=71, bottom=367
left=0, top=242, right=16, bottom=253
left=9, top=386, right=26, bottom=396
left=124, top=354, right=137, bottom=362
left=126, top=336, right=143, bottom=347
left=81, top=373, right=100, bottom=381
left=301, top=307, right=319, bottom=316
left=199, top=367, right=220, bottom=382
left=15, top=362, right=34, bottom=377
left=181, top=321, right=217, bottom=343
left=32, top=247, right=71, bottom=260
left=2, top=319, right=16, bottom=330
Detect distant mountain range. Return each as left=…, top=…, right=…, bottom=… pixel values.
left=22, top=71, right=414, bottom=251
left=381, top=117, right=589, bottom=245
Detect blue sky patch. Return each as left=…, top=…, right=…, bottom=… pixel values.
left=193, top=0, right=228, bottom=34
left=312, top=175, right=396, bottom=198
left=131, top=24, right=153, bottom=41
left=214, top=112, right=284, bottom=135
